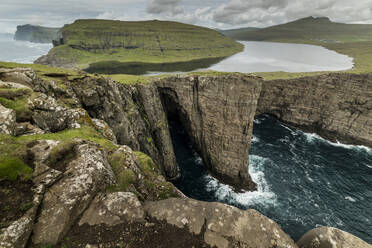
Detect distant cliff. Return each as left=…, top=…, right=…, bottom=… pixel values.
left=14, top=24, right=60, bottom=43
left=34, top=19, right=243, bottom=69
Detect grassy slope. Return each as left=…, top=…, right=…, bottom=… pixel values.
left=44, top=19, right=243, bottom=68
left=222, top=16, right=372, bottom=79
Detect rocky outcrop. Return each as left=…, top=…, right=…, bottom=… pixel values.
left=0, top=104, right=16, bottom=135
left=69, top=76, right=178, bottom=179
left=297, top=227, right=372, bottom=248
left=257, top=73, right=372, bottom=147
left=32, top=141, right=116, bottom=245
left=79, top=192, right=145, bottom=226
left=14, top=24, right=60, bottom=43
left=145, top=198, right=298, bottom=248
left=157, top=75, right=261, bottom=190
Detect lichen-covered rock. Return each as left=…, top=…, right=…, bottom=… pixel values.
left=79, top=192, right=145, bottom=227
left=109, top=145, right=180, bottom=201
left=70, top=76, right=178, bottom=179
left=145, top=198, right=298, bottom=248
left=15, top=122, right=45, bottom=136
left=0, top=140, right=61, bottom=248
left=32, top=141, right=116, bottom=246
left=0, top=104, right=16, bottom=135
left=92, top=118, right=117, bottom=143
left=297, top=227, right=372, bottom=248
left=29, top=93, right=89, bottom=132
left=0, top=80, right=32, bottom=90
left=0, top=191, right=43, bottom=248
left=0, top=67, right=36, bottom=86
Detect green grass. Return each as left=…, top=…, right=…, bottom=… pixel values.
left=0, top=157, right=32, bottom=181
left=227, top=17, right=372, bottom=43
left=41, top=19, right=243, bottom=69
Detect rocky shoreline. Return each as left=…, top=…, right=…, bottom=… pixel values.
left=0, top=67, right=371, bottom=247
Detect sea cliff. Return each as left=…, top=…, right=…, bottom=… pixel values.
left=0, top=67, right=371, bottom=247
left=14, top=24, right=60, bottom=43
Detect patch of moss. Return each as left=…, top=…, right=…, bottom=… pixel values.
left=134, top=151, right=156, bottom=172
left=17, top=125, right=117, bottom=152
left=0, top=96, right=32, bottom=122
left=0, top=156, right=32, bottom=181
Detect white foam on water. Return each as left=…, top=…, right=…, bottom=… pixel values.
left=203, top=155, right=277, bottom=207
left=302, top=131, right=371, bottom=153
left=345, top=196, right=357, bottom=202
left=366, top=164, right=372, bottom=169
left=251, top=135, right=260, bottom=143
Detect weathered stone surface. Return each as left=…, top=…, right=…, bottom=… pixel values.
left=0, top=104, right=16, bottom=135
left=297, top=227, right=372, bottom=248
left=0, top=140, right=61, bottom=248
left=15, top=122, right=45, bottom=136
left=157, top=75, right=262, bottom=190
left=0, top=191, right=43, bottom=248
left=32, top=142, right=116, bottom=246
left=110, top=145, right=180, bottom=201
left=145, top=198, right=298, bottom=248
left=70, top=76, right=178, bottom=178
left=257, top=73, right=372, bottom=147
left=79, top=192, right=145, bottom=227
left=0, top=80, right=32, bottom=90
left=0, top=67, right=36, bottom=86
left=29, top=93, right=88, bottom=132
left=91, top=118, right=117, bottom=143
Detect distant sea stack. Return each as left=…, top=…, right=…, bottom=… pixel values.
left=14, top=24, right=60, bottom=43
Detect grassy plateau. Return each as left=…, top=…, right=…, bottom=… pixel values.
left=38, top=19, right=243, bottom=69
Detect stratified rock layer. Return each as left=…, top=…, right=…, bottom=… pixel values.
left=157, top=75, right=261, bottom=190
left=258, top=74, right=372, bottom=147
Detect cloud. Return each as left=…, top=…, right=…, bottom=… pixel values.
left=147, top=0, right=185, bottom=16
left=0, top=0, right=371, bottom=33
left=212, top=0, right=372, bottom=27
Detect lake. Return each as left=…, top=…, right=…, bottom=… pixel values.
left=0, top=36, right=354, bottom=74
left=86, top=41, right=354, bottom=75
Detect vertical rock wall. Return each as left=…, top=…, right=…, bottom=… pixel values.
left=157, top=75, right=262, bottom=190
left=257, top=73, right=372, bottom=147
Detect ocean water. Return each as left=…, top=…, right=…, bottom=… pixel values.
left=172, top=115, right=372, bottom=243
left=0, top=33, right=52, bottom=64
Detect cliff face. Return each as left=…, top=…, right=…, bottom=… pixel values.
left=157, top=75, right=261, bottom=190
left=258, top=73, right=372, bottom=147
left=14, top=24, right=60, bottom=43
left=41, top=72, right=371, bottom=189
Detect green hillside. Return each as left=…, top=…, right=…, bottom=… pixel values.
left=36, top=19, right=243, bottom=69
left=225, top=17, right=372, bottom=43
left=218, top=27, right=260, bottom=37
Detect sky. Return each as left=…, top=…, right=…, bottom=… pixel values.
left=1, top=0, right=372, bottom=33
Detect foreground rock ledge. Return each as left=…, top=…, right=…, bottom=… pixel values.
left=145, top=198, right=298, bottom=248
left=297, top=227, right=372, bottom=248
